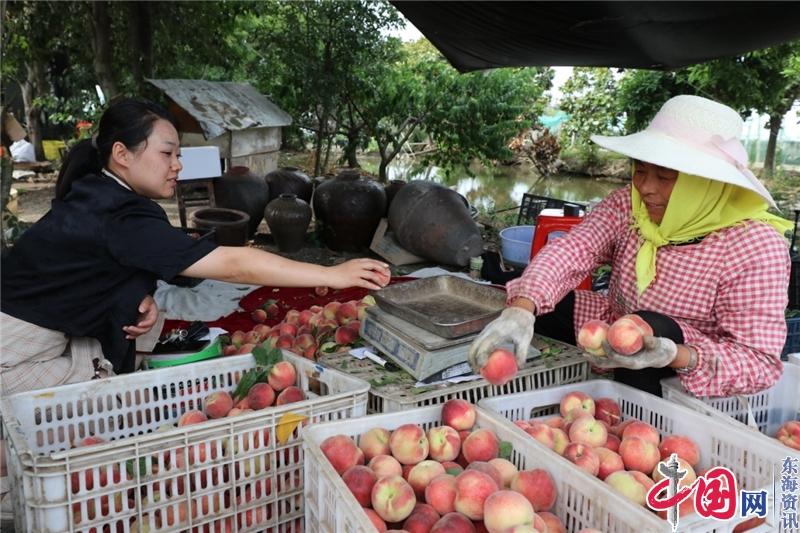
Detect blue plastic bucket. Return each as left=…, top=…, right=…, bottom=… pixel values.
left=499, top=225, right=535, bottom=267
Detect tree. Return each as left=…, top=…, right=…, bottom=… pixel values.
left=616, top=69, right=694, bottom=133
left=559, top=68, right=620, bottom=150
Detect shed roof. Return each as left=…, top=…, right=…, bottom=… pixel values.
left=147, top=79, right=292, bottom=140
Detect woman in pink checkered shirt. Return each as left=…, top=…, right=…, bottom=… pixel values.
left=469, top=95, right=793, bottom=398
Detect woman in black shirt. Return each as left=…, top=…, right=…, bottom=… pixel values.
left=0, top=98, right=390, bottom=394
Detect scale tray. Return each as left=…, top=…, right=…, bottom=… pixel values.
left=372, top=275, right=506, bottom=338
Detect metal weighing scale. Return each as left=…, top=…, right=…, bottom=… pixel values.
left=360, top=305, right=539, bottom=382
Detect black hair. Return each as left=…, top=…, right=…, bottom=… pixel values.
left=55, top=98, right=176, bottom=200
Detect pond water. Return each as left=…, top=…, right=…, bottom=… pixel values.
left=356, top=154, right=625, bottom=213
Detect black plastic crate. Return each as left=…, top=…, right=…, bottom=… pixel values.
left=517, top=193, right=586, bottom=225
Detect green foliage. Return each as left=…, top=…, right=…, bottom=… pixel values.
left=616, top=70, right=695, bottom=133
left=559, top=68, right=620, bottom=151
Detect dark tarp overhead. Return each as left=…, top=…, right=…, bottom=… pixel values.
left=391, top=2, right=800, bottom=72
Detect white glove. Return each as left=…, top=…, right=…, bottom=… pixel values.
left=586, top=336, right=678, bottom=370
left=468, top=307, right=535, bottom=373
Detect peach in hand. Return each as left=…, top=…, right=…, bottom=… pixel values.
left=577, top=319, right=609, bottom=356
left=480, top=348, right=519, bottom=386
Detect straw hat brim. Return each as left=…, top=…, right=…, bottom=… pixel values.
left=591, top=130, right=776, bottom=208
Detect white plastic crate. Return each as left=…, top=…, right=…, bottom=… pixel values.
left=661, top=364, right=800, bottom=449
left=1, top=351, right=369, bottom=533
left=787, top=352, right=800, bottom=366
left=480, top=380, right=798, bottom=533
left=303, top=404, right=669, bottom=533
left=320, top=337, right=590, bottom=413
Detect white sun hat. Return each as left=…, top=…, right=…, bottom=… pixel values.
left=591, top=94, right=776, bottom=207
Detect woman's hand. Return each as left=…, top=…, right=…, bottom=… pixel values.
left=326, top=258, right=391, bottom=290
left=123, top=295, right=159, bottom=339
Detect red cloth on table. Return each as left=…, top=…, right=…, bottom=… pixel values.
left=161, top=277, right=415, bottom=336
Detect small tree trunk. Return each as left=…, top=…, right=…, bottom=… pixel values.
left=90, top=2, right=119, bottom=100
left=762, top=113, right=782, bottom=179
left=22, top=61, right=48, bottom=161
left=127, top=2, right=152, bottom=95
left=344, top=127, right=360, bottom=168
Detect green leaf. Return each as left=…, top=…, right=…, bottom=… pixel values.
left=125, top=457, right=148, bottom=478
left=253, top=344, right=283, bottom=367
left=233, top=369, right=261, bottom=401
left=217, top=334, right=231, bottom=347
left=498, top=441, right=513, bottom=460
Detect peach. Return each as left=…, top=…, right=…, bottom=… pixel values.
left=594, top=447, right=625, bottom=480
left=246, top=382, right=276, bottom=410
left=178, top=410, right=208, bottom=426
left=283, top=309, right=301, bottom=325
left=466, top=461, right=503, bottom=488
left=605, top=433, right=621, bottom=452
left=371, top=475, right=417, bottom=523
left=621, top=421, right=660, bottom=446
left=625, top=314, right=654, bottom=336
left=510, top=469, right=556, bottom=512
left=404, top=503, right=441, bottom=533
left=563, top=443, right=600, bottom=476
left=607, top=317, right=646, bottom=355
left=462, top=429, right=500, bottom=463
left=427, top=425, right=461, bottom=462
left=659, top=434, right=701, bottom=466
left=488, top=458, right=518, bottom=488
left=524, top=422, right=555, bottom=450
left=577, top=319, right=609, bottom=356
left=619, top=437, right=660, bottom=474
left=408, top=460, right=446, bottom=498
left=335, top=326, right=358, bottom=346
left=342, top=465, right=377, bottom=507
left=276, top=385, right=305, bottom=405
left=652, top=456, right=696, bottom=487
left=484, top=490, right=535, bottom=533
left=230, top=330, right=246, bottom=346
left=430, top=512, right=476, bottom=533
left=776, top=420, right=800, bottom=450
left=630, top=470, right=655, bottom=493
left=359, top=428, right=392, bottom=460
left=559, top=391, right=595, bottom=419
left=425, top=474, right=457, bottom=515
left=275, top=334, right=294, bottom=349
left=365, top=508, right=388, bottom=532
left=550, top=428, right=569, bottom=456
left=538, top=511, right=566, bottom=533
left=605, top=470, right=648, bottom=506
left=389, top=424, right=430, bottom=465
left=251, top=308, right=268, bottom=324
left=222, top=344, right=239, bottom=356
left=369, top=454, right=404, bottom=479
left=336, top=301, right=359, bottom=326
left=578, top=529, right=604, bottom=533
left=441, top=399, right=477, bottom=431
left=543, top=416, right=565, bottom=429
left=293, top=332, right=316, bottom=350
left=243, top=329, right=263, bottom=345
left=267, top=361, right=297, bottom=391
left=453, top=470, right=499, bottom=520
left=568, top=414, right=608, bottom=448
left=203, top=391, right=233, bottom=419
left=594, top=397, right=621, bottom=426
left=237, top=342, right=256, bottom=354
left=323, top=301, right=341, bottom=320
left=73, top=435, right=106, bottom=448
left=321, top=435, right=365, bottom=475
left=480, top=348, right=519, bottom=386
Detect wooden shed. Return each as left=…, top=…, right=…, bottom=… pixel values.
left=147, top=79, right=292, bottom=176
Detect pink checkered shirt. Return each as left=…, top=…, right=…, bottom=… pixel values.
left=507, top=186, right=790, bottom=397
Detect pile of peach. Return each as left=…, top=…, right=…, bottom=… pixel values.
left=577, top=314, right=653, bottom=357
left=319, top=399, right=603, bottom=533
left=68, top=360, right=305, bottom=531
left=222, top=295, right=376, bottom=360
left=515, top=391, right=704, bottom=520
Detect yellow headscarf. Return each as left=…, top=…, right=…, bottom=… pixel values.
left=632, top=172, right=793, bottom=294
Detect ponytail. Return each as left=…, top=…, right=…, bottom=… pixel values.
left=55, top=139, right=101, bottom=200
left=55, top=98, right=175, bottom=200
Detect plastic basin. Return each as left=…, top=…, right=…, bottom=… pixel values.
left=499, top=225, right=535, bottom=267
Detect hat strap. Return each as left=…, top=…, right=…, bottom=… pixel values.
left=648, top=114, right=757, bottom=181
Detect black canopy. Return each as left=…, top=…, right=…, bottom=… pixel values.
left=392, top=2, right=800, bottom=71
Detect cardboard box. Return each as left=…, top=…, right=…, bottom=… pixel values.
left=370, top=218, right=426, bottom=266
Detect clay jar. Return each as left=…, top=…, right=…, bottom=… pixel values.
left=388, top=180, right=483, bottom=267
left=384, top=179, right=407, bottom=216
left=213, top=166, right=270, bottom=238
left=312, top=169, right=387, bottom=252
left=264, top=193, right=312, bottom=253
left=264, top=167, right=313, bottom=204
